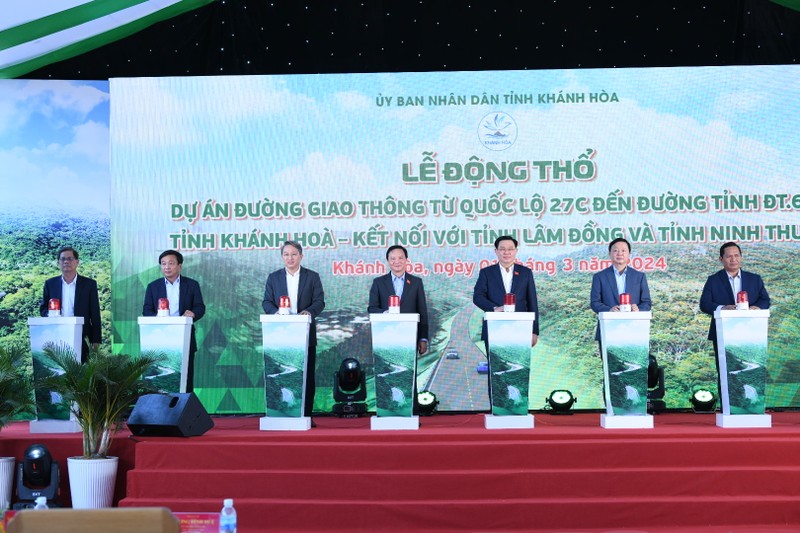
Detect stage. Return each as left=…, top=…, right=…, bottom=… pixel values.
left=2, top=411, right=800, bottom=532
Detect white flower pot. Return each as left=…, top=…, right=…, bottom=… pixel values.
left=67, top=456, right=118, bottom=508
left=0, top=457, right=14, bottom=511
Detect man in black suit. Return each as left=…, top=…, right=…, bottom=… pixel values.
left=473, top=236, right=539, bottom=402
left=142, top=249, right=206, bottom=392
left=368, top=245, right=430, bottom=415
left=700, top=241, right=770, bottom=392
left=368, top=245, right=429, bottom=355
left=263, top=241, right=326, bottom=417
left=473, top=236, right=539, bottom=349
left=40, top=246, right=101, bottom=362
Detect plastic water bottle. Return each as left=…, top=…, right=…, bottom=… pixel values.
left=33, top=496, right=48, bottom=509
left=219, top=498, right=237, bottom=533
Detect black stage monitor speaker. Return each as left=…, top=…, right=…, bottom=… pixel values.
left=127, top=393, right=214, bottom=437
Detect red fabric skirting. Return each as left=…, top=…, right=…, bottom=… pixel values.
left=4, top=412, right=800, bottom=531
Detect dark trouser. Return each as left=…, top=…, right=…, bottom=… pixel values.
left=79, top=341, right=89, bottom=364
left=80, top=325, right=93, bottom=363
left=304, top=344, right=317, bottom=416
left=483, top=339, right=492, bottom=406
left=185, top=351, right=195, bottom=393
left=186, top=328, right=199, bottom=393
left=597, top=341, right=606, bottom=405
left=712, top=339, right=722, bottom=401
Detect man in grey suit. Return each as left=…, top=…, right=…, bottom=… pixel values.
left=590, top=237, right=652, bottom=348
left=262, top=240, right=326, bottom=417
left=368, top=245, right=429, bottom=355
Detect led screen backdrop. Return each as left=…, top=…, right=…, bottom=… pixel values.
left=105, top=65, right=799, bottom=414
left=0, top=79, right=110, bottom=355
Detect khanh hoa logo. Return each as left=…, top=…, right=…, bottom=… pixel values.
left=479, top=112, right=517, bottom=151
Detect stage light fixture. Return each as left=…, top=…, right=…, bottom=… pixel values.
left=545, top=390, right=576, bottom=414
left=332, top=358, right=367, bottom=417
left=15, top=444, right=60, bottom=509
left=691, top=389, right=717, bottom=413
left=416, top=391, right=438, bottom=416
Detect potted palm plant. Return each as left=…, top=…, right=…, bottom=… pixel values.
left=0, top=343, right=36, bottom=510
left=42, top=343, right=162, bottom=508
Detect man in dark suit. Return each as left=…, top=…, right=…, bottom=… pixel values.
left=473, top=236, right=539, bottom=402
left=263, top=240, right=326, bottom=417
left=368, top=245, right=429, bottom=355
left=590, top=237, right=652, bottom=346
left=40, top=246, right=101, bottom=362
left=700, top=241, right=770, bottom=389
left=142, top=249, right=206, bottom=392
left=368, top=245, right=429, bottom=415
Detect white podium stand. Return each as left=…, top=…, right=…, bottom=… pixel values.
left=27, top=317, right=83, bottom=433
left=483, top=312, right=536, bottom=430
left=598, top=311, right=654, bottom=429
left=714, top=309, right=771, bottom=428
left=259, top=314, right=311, bottom=431
left=369, top=313, right=420, bottom=430
left=138, top=316, right=192, bottom=394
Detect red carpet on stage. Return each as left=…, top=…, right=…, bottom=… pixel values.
left=3, top=412, right=800, bottom=532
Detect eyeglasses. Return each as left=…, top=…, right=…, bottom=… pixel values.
left=59, top=257, right=76, bottom=263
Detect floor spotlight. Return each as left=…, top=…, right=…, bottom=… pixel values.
left=332, top=358, right=367, bottom=417
left=15, top=444, right=60, bottom=509
left=417, top=391, right=438, bottom=416
left=545, top=390, right=576, bottom=414
left=691, top=389, right=717, bottom=413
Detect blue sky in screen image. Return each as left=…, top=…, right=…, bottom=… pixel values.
left=111, top=65, right=796, bottom=263
left=115, top=65, right=791, bottom=191
left=0, top=79, right=110, bottom=215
